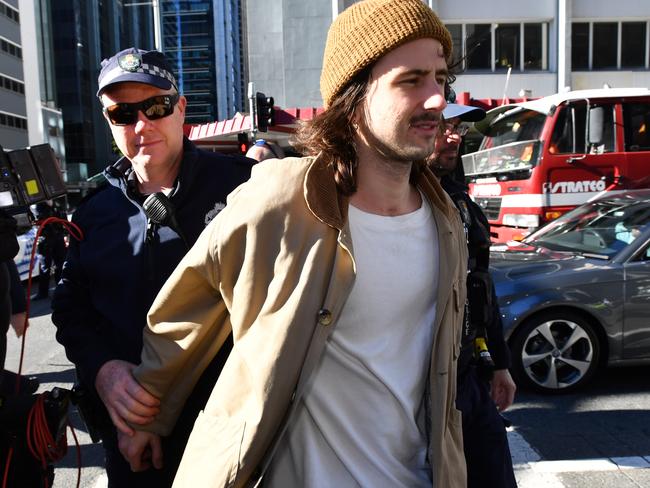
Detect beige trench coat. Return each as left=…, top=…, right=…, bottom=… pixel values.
left=133, top=155, right=468, bottom=488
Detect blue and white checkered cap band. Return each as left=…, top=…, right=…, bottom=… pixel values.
left=99, top=63, right=177, bottom=91
left=135, top=63, right=177, bottom=86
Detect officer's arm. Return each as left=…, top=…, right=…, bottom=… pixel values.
left=52, top=220, right=162, bottom=435
left=487, top=284, right=516, bottom=411
left=51, top=233, right=116, bottom=388
left=486, top=284, right=510, bottom=370
left=491, top=369, right=516, bottom=412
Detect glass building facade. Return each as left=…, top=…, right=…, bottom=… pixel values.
left=0, top=0, right=28, bottom=149
left=122, top=4, right=155, bottom=51
left=49, top=1, right=158, bottom=176
left=161, top=0, right=245, bottom=123
left=36, top=0, right=243, bottom=177
left=49, top=0, right=124, bottom=175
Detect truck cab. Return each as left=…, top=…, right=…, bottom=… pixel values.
left=462, top=88, right=650, bottom=242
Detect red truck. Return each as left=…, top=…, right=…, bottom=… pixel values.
left=462, top=88, right=650, bottom=242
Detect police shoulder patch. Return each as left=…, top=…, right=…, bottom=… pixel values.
left=204, top=202, right=226, bottom=226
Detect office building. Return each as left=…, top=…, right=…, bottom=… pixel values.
left=122, top=2, right=156, bottom=51
left=160, top=0, right=246, bottom=123
left=48, top=0, right=126, bottom=178
left=0, top=0, right=28, bottom=149
left=245, top=0, right=650, bottom=108
left=1, top=0, right=65, bottom=171
left=19, top=0, right=65, bottom=169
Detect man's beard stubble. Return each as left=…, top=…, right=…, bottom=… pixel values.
left=359, top=112, right=441, bottom=175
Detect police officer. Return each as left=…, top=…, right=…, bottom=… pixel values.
left=0, top=210, right=19, bottom=389
left=33, top=200, right=66, bottom=300
left=430, top=102, right=518, bottom=488
left=51, top=48, right=253, bottom=487
left=0, top=208, right=37, bottom=396
left=245, top=138, right=285, bottom=162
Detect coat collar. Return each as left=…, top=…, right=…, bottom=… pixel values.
left=303, top=155, right=455, bottom=230
left=303, top=154, right=349, bottom=231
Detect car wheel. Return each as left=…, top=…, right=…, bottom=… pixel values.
left=511, top=311, right=600, bottom=393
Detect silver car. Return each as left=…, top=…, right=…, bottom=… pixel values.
left=490, top=190, right=650, bottom=393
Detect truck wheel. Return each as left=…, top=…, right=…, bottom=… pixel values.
left=511, top=311, right=600, bottom=393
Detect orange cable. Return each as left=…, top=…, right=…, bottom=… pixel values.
left=2, top=216, right=84, bottom=488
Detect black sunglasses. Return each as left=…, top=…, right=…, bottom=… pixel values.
left=103, top=93, right=180, bottom=126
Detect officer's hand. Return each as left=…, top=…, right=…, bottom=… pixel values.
left=118, top=430, right=163, bottom=472
left=10, top=312, right=27, bottom=337
left=490, top=369, right=516, bottom=412
left=95, top=359, right=160, bottom=436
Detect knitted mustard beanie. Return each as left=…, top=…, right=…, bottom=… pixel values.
left=321, top=0, right=452, bottom=108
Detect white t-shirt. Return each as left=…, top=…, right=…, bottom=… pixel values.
left=266, top=199, right=440, bottom=487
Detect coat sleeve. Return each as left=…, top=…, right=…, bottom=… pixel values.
left=50, top=215, right=117, bottom=388
left=133, top=220, right=231, bottom=436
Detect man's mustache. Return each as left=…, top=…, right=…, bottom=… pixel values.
left=410, top=113, right=442, bottom=124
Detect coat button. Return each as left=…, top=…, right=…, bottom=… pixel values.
left=317, top=308, right=332, bottom=326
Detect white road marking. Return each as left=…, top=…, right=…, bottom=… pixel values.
left=508, top=427, right=650, bottom=487
left=92, top=472, right=107, bottom=488
left=509, top=428, right=565, bottom=487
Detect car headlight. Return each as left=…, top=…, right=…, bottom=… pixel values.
left=503, top=214, right=540, bottom=228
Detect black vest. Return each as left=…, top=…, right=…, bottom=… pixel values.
left=441, top=176, right=493, bottom=374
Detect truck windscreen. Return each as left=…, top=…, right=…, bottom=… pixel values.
left=462, top=109, right=547, bottom=177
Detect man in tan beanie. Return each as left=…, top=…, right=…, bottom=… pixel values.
left=119, top=1, right=468, bottom=486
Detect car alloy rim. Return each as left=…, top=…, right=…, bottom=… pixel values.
left=521, top=319, right=593, bottom=389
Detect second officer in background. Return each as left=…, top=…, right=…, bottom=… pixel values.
left=431, top=100, right=518, bottom=488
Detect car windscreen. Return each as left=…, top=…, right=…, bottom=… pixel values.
left=524, top=197, right=650, bottom=257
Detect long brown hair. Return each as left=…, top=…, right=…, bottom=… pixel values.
left=292, top=69, right=371, bottom=196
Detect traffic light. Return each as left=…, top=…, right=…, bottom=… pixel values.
left=256, top=92, right=275, bottom=132
left=237, top=132, right=251, bottom=154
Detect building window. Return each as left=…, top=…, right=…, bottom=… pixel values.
left=622, top=22, right=647, bottom=68
left=572, top=21, right=649, bottom=70
left=0, top=2, right=20, bottom=23
left=0, top=37, right=22, bottom=59
left=593, top=23, right=618, bottom=69
left=0, top=111, right=27, bottom=131
left=524, top=24, right=543, bottom=70
left=572, top=23, right=589, bottom=70
left=447, top=24, right=463, bottom=67
left=0, top=74, right=25, bottom=95
left=452, top=22, right=547, bottom=72
left=495, top=24, right=519, bottom=71
left=466, top=24, right=492, bottom=70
